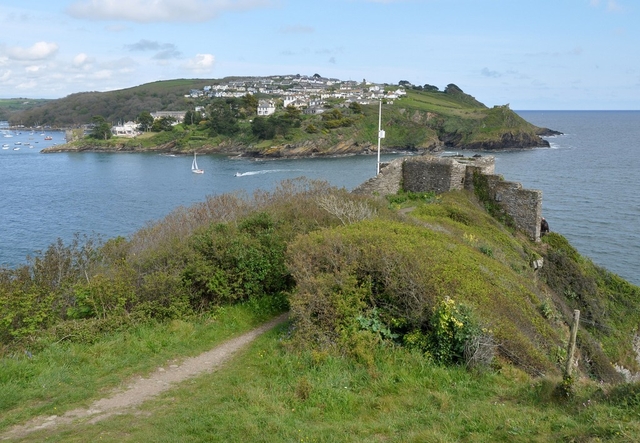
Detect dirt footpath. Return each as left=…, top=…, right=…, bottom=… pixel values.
left=1, top=313, right=289, bottom=441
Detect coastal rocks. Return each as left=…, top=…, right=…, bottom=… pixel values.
left=461, top=131, right=550, bottom=151
left=242, top=139, right=378, bottom=159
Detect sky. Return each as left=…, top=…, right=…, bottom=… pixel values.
left=0, top=0, right=638, bottom=110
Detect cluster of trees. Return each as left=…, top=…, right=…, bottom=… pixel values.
left=251, top=106, right=302, bottom=140
left=86, top=93, right=367, bottom=143
left=398, top=80, right=439, bottom=92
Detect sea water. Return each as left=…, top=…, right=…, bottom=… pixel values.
left=1, top=112, right=638, bottom=286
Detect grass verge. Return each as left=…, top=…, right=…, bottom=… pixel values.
left=0, top=295, right=286, bottom=434
left=8, top=326, right=640, bottom=442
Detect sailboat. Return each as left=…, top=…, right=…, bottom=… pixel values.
left=191, top=152, right=204, bottom=174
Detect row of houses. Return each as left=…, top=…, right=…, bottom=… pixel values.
left=112, top=76, right=408, bottom=136
left=188, top=75, right=407, bottom=117
left=111, top=111, right=189, bottom=137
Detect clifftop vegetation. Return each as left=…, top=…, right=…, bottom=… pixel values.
left=2, top=178, right=640, bottom=439
left=1, top=178, right=638, bottom=378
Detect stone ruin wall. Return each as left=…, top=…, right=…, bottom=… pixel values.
left=403, top=157, right=467, bottom=194
left=353, top=155, right=542, bottom=241
left=477, top=173, right=542, bottom=241
left=352, top=159, right=404, bottom=196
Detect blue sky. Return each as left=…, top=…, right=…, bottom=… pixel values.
left=0, top=0, right=638, bottom=109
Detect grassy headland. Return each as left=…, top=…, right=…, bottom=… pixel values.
left=5, top=78, right=556, bottom=157
left=1, top=178, right=639, bottom=441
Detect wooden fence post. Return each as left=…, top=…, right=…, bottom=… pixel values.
left=565, top=309, right=580, bottom=377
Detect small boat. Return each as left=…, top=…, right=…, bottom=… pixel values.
left=234, top=172, right=242, bottom=177
left=44, top=136, right=52, bottom=140
left=13, top=147, right=20, bottom=151
left=191, top=152, right=204, bottom=174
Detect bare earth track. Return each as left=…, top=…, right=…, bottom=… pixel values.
left=1, top=313, right=289, bottom=441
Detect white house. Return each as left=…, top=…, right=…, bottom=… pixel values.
left=150, top=111, right=187, bottom=123
left=257, top=100, right=276, bottom=116
left=111, top=121, right=140, bottom=137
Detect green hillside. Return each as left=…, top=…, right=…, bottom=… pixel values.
left=1, top=179, right=640, bottom=440
left=0, top=98, right=50, bottom=122
left=9, top=78, right=554, bottom=154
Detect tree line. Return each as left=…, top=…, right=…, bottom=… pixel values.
left=88, top=94, right=365, bottom=142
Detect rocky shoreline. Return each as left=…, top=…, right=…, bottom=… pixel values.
left=41, top=129, right=560, bottom=159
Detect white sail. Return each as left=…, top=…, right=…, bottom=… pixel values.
left=191, top=152, right=204, bottom=174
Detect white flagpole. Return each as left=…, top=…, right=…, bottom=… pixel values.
left=377, top=99, right=384, bottom=175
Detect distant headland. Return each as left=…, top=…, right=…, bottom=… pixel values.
left=4, top=75, right=560, bottom=156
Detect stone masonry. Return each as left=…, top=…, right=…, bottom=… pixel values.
left=353, top=155, right=543, bottom=241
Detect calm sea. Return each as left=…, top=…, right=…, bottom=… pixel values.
left=1, top=112, right=638, bottom=286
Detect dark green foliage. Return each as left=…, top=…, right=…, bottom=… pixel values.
left=183, top=110, right=203, bottom=126
left=89, top=115, right=112, bottom=140
left=0, top=235, right=100, bottom=341
left=321, top=109, right=355, bottom=129
left=251, top=116, right=275, bottom=139
left=348, top=102, right=363, bottom=114
left=151, top=116, right=176, bottom=132
left=251, top=111, right=301, bottom=140
left=137, top=111, right=154, bottom=131
left=539, top=234, right=602, bottom=325
left=241, top=93, right=258, bottom=115
left=182, top=212, right=293, bottom=308
left=206, top=98, right=241, bottom=136
left=538, top=230, right=640, bottom=379
left=8, top=79, right=203, bottom=127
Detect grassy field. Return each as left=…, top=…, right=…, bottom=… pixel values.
left=3, top=304, right=640, bottom=442
left=0, top=297, right=286, bottom=438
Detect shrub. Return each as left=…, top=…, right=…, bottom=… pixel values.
left=429, top=297, right=487, bottom=366
left=182, top=212, right=293, bottom=308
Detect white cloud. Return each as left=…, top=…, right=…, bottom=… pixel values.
left=25, top=65, right=44, bottom=73
left=6, top=42, right=59, bottom=61
left=66, top=0, right=274, bottom=23
left=183, top=53, right=215, bottom=71
left=73, top=53, right=95, bottom=69
left=16, top=80, right=38, bottom=91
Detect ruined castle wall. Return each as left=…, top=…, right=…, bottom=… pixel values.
left=350, top=154, right=542, bottom=241
left=483, top=175, right=542, bottom=240
left=352, top=158, right=404, bottom=196
left=402, top=157, right=467, bottom=193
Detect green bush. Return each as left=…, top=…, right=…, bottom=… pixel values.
left=182, top=212, right=293, bottom=308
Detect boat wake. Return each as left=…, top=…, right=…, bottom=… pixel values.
left=234, top=169, right=307, bottom=177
